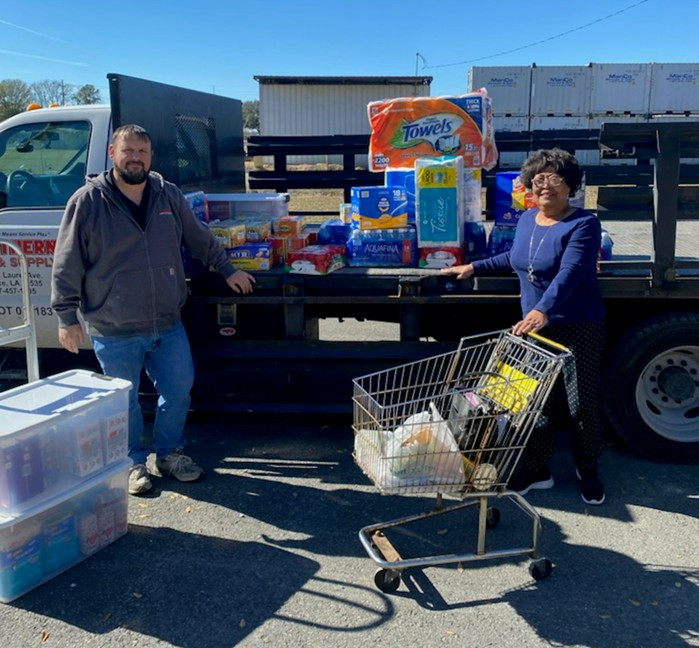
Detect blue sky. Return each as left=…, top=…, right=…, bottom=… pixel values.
left=1, top=0, right=696, bottom=103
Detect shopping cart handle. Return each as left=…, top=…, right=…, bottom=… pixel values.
left=525, top=331, right=571, bottom=354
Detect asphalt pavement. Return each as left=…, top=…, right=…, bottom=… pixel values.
left=2, top=413, right=697, bottom=648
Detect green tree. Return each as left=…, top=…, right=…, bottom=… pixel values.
left=0, top=79, right=32, bottom=121
left=73, top=84, right=101, bottom=105
left=31, top=79, right=74, bottom=106
left=243, top=100, right=259, bottom=130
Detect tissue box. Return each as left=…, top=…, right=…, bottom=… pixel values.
left=415, top=156, right=464, bottom=248
left=350, top=186, right=408, bottom=230
left=226, top=241, right=273, bottom=271
left=286, top=245, right=346, bottom=275
left=418, top=247, right=464, bottom=268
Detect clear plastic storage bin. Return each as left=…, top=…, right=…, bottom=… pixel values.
left=0, top=370, right=131, bottom=516
left=205, top=192, right=290, bottom=222
left=0, top=458, right=131, bottom=603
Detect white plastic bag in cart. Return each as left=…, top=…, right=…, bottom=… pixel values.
left=385, top=402, right=465, bottom=484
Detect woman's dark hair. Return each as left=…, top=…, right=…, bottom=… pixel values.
left=519, top=148, right=583, bottom=197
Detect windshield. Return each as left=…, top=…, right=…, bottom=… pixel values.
left=0, top=120, right=91, bottom=208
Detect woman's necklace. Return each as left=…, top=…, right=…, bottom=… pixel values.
left=527, top=219, right=553, bottom=283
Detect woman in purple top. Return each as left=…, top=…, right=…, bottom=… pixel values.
left=443, top=148, right=606, bottom=505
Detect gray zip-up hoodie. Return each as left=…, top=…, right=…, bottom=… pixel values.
left=51, top=170, right=235, bottom=337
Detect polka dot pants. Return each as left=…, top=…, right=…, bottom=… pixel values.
left=521, top=320, right=606, bottom=472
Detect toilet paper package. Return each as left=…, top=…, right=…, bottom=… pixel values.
left=415, top=156, right=464, bottom=248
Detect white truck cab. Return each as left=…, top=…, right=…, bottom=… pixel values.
left=0, top=104, right=112, bottom=347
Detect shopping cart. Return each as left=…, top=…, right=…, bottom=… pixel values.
left=352, top=329, right=570, bottom=592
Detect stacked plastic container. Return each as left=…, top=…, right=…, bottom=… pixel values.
left=0, top=370, right=132, bottom=603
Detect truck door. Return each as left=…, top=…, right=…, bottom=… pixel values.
left=0, top=116, right=95, bottom=347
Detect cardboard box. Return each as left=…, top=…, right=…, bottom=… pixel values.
left=270, top=234, right=311, bottom=266
left=208, top=221, right=246, bottom=247
left=350, top=186, right=408, bottom=230
left=272, top=215, right=307, bottom=237
left=286, top=245, right=346, bottom=275
left=226, top=242, right=273, bottom=271
left=418, top=247, right=464, bottom=268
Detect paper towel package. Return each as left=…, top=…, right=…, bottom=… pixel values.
left=368, top=90, right=498, bottom=172
left=415, top=156, right=464, bottom=248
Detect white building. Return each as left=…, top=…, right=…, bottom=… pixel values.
left=254, top=75, right=432, bottom=164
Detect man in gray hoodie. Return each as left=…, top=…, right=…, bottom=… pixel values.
left=51, top=124, right=255, bottom=495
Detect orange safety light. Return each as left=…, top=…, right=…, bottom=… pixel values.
left=49, top=103, right=60, bottom=108
left=26, top=103, right=42, bottom=111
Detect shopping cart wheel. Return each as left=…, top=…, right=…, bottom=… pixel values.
left=529, top=558, right=552, bottom=581
left=486, top=507, right=501, bottom=529
left=374, top=568, right=401, bottom=593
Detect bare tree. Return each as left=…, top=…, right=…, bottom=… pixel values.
left=0, top=79, right=32, bottom=121
left=31, top=79, right=75, bottom=106
left=73, top=84, right=101, bottom=105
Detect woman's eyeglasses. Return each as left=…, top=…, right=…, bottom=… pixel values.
left=531, top=174, right=565, bottom=188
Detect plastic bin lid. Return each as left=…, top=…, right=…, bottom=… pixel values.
left=0, top=370, right=132, bottom=438
left=206, top=192, right=290, bottom=203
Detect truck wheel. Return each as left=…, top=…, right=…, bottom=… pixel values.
left=603, top=313, right=699, bottom=462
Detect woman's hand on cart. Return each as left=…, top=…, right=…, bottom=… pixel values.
left=512, top=309, right=548, bottom=336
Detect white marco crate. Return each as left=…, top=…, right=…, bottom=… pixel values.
left=649, top=63, right=699, bottom=114
left=0, top=370, right=131, bottom=516
left=0, top=458, right=130, bottom=603
left=530, top=65, right=591, bottom=116
left=468, top=66, right=532, bottom=116
left=590, top=63, right=651, bottom=115
left=205, top=192, right=290, bottom=222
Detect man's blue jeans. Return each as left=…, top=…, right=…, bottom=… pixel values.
left=91, top=323, right=194, bottom=465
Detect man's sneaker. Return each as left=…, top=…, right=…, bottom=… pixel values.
left=128, top=463, right=153, bottom=495
left=576, top=466, right=606, bottom=505
left=155, top=450, right=204, bottom=482
left=508, top=466, right=554, bottom=495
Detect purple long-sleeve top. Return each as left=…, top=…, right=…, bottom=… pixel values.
left=472, top=208, right=605, bottom=325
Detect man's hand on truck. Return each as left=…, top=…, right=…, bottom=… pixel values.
left=226, top=270, right=256, bottom=295
left=58, top=324, right=85, bottom=354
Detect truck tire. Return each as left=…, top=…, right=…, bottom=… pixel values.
left=603, top=312, right=699, bottom=462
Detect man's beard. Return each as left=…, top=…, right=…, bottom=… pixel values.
left=115, top=161, right=149, bottom=185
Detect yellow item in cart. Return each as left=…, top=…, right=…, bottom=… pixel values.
left=482, top=362, right=538, bottom=414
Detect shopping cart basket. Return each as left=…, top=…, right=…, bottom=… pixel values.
left=352, top=329, right=570, bottom=592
